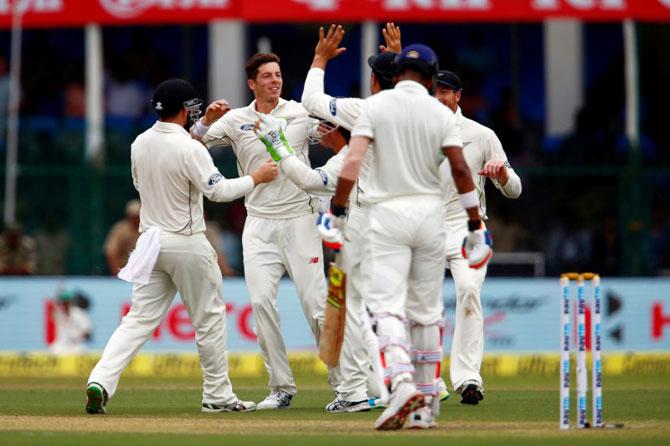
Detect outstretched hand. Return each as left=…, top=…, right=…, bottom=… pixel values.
left=312, top=24, right=346, bottom=69
left=379, top=22, right=401, bottom=54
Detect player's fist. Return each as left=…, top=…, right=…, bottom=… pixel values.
left=251, top=159, right=279, bottom=185
left=461, top=220, right=493, bottom=269
left=255, top=113, right=295, bottom=162
left=203, top=99, right=231, bottom=125
left=317, top=211, right=344, bottom=250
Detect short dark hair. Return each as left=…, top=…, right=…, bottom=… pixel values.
left=245, top=53, right=281, bottom=80
left=338, top=127, right=351, bottom=143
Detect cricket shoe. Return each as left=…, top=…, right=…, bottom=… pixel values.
left=460, top=383, right=484, bottom=405
left=202, top=399, right=257, bottom=413
left=256, top=389, right=293, bottom=410
left=437, top=377, right=450, bottom=402
left=374, top=381, right=425, bottom=431
left=85, top=382, right=108, bottom=414
left=325, top=398, right=371, bottom=413
left=407, top=406, right=437, bottom=429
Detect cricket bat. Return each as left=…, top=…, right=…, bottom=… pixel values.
left=319, top=253, right=347, bottom=368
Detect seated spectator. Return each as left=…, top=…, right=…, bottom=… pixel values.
left=0, top=222, right=37, bottom=275
left=104, top=199, right=140, bottom=274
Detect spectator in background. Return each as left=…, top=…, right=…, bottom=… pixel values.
left=105, top=58, right=147, bottom=120
left=104, top=199, right=141, bottom=274
left=0, top=223, right=37, bottom=275
left=49, top=289, right=92, bottom=355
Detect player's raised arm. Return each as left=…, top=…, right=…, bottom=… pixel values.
left=379, top=22, right=402, bottom=53
left=190, top=99, right=233, bottom=146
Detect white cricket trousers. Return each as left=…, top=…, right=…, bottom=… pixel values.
left=365, top=196, right=446, bottom=325
left=445, top=222, right=488, bottom=393
left=242, top=212, right=327, bottom=395
left=88, top=232, right=239, bottom=405
left=337, top=206, right=376, bottom=402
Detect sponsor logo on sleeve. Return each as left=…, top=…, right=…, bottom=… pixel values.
left=315, top=168, right=328, bottom=186
left=208, top=173, right=223, bottom=186
left=329, top=98, right=337, bottom=116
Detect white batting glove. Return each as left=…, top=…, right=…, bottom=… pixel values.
left=317, top=211, right=344, bottom=250
left=255, top=113, right=295, bottom=162
left=461, top=220, right=493, bottom=269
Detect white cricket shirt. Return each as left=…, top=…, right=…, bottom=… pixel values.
left=440, top=107, right=522, bottom=226
left=301, top=67, right=371, bottom=206
left=201, top=98, right=319, bottom=218
left=352, top=80, right=462, bottom=203
left=131, top=121, right=254, bottom=235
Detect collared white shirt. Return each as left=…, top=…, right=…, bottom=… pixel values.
left=131, top=121, right=254, bottom=235
left=352, top=80, right=462, bottom=204
left=439, top=107, right=522, bottom=227
left=202, top=98, right=319, bottom=218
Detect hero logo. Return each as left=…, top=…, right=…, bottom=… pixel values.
left=99, top=0, right=230, bottom=19
left=385, top=0, right=491, bottom=10
left=533, top=0, right=625, bottom=9
left=0, top=0, right=63, bottom=14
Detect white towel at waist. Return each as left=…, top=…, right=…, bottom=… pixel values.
left=117, top=227, right=161, bottom=285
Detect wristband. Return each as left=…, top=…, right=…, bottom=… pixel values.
left=192, top=118, right=210, bottom=137
left=467, top=219, right=482, bottom=232
left=331, top=205, right=347, bottom=217
left=459, top=190, right=479, bottom=209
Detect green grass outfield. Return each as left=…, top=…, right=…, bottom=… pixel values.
left=0, top=373, right=668, bottom=445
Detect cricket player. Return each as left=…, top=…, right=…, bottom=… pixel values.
left=190, top=53, right=329, bottom=410
left=434, top=70, right=522, bottom=404
left=85, top=78, right=278, bottom=415
left=326, top=45, right=493, bottom=430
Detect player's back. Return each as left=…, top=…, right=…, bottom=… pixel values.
left=355, top=80, right=461, bottom=204
left=131, top=121, right=205, bottom=234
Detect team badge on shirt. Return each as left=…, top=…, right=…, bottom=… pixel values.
left=240, top=123, right=255, bottom=131
left=208, top=173, right=223, bottom=186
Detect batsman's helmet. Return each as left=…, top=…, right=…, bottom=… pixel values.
left=394, top=44, right=439, bottom=79
left=367, top=52, right=397, bottom=90
left=151, top=78, right=203, bottom=120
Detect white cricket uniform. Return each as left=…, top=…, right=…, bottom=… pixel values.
left=352, top=80, right=461, bottom=394
left=201, top=99, right=326, bottom=396
left=298, top=67, right=377, bottom=401
left=88, top=121, right=255, bottom=405
left=440, top=107, right=522, bottom=393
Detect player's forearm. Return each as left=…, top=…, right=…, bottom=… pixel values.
left=209, top=176, right=255, bottom=202
left=281, top=156, right=335, bottom=195
left=496, top=168, right=522, bottom=198
left=332, top=136, right=366, bottom=207
left=301, top=68, right=329, bottom=117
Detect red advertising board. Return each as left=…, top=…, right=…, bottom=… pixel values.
left=0, top=1, right=669, bottom=29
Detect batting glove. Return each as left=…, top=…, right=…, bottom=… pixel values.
left=317, top=210, right=344, bottom=251
left=255, top=113, right=295, bottom=162
left=461, top=220, right=493, bottom=269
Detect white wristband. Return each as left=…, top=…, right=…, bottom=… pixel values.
left=459, top=190, right=479, bottom=209
left=191, top=118, right=210, bottom=137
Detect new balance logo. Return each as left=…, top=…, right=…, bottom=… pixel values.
left=309, top=257, right=320, bottom=264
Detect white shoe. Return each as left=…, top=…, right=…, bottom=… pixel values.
left=374, top=381, right=425, bottom=431
left=256, top=390, right=293, bottom=410
left=437, top=377, right=450, bottom=402
left=202, top=399, right=256, bottom=413
left=407, top=406, right=436, bottom=429
left=325, top=397, right=371, bottom=413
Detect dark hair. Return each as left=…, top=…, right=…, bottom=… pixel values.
left=338, top=127, right=351, bottom=143
left=245, top=53, right=281, bottom=80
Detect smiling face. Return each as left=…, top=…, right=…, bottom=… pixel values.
left=435, top=84, right=461, bottom=113
left=248, top=62, right=282, bottom=104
